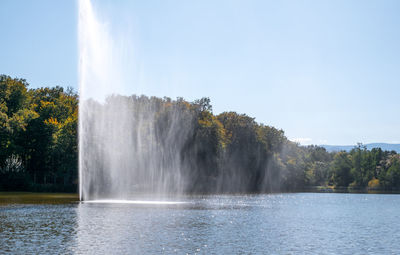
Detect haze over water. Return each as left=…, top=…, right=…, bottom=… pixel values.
left=78, top=0, right=284, bottom=201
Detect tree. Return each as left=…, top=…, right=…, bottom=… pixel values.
left=332, top=151, right=353, bottom=187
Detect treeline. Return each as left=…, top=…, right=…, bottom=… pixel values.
left=328, top=146, right=400, bottom=190
left=0, top=75, right=78, bottom=191
left=1, top=75, right=400, bottom=193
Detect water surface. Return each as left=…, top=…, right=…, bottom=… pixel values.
left=1, top=193, right=400, bottom=254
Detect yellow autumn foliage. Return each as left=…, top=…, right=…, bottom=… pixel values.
left=368, top=178, right=380, bottom=189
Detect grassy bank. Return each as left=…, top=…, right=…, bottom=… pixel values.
left=0, top=192, right=79, bottom=204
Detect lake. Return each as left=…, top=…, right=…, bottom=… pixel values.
left=1, top=193, right=400, bottom=254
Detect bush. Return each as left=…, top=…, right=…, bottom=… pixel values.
left=368, top=178, right=380, bottom=190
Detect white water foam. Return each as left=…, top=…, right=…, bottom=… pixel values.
left=83, top=200, right=185, bottom=205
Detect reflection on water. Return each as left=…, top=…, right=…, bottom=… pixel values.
left=1, top=193, right=400, bottom=254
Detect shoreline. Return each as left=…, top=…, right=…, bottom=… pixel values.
left=2, top=188, right=400, bottom=204
left=0, top=192, right=79, bottom=204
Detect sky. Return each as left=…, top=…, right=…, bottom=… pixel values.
left=1, top=0, right=400, bottom=145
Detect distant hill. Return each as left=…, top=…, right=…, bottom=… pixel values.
left=321, top=143, right=400, bottom=153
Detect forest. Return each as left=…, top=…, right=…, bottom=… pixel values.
left=1, top=75, right=400, bottom=193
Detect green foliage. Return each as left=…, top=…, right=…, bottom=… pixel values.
left=331, top=152, right=353, bottom=187
left=0, top=75, right=78, bottom=191
left=383, top=156, right=400, bottom=189
left=1, top=74, right=399, bottom=193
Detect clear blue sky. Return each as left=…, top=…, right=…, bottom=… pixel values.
left=1, top=0, right=400, bottom=145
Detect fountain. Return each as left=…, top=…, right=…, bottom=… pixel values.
left=78, top=0, right=193, bottom=201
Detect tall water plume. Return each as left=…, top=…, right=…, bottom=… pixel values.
left=78, top=0, right=193, bottom=200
